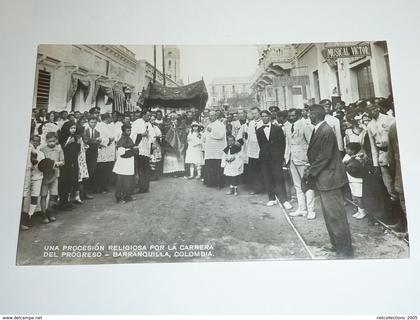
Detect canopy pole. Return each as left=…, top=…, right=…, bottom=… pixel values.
left=162, top=45, right=166, bottom=86
left=153, top=45, right=157, bottom=83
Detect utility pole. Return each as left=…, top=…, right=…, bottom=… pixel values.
left=162, top=45, right=166, bottom=86
left=153, top=45, right=157, bottom=83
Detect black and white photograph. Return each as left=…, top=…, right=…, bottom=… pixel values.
left=15, top=41, right=409, bottom=265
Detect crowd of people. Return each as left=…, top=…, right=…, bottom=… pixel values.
left=21, top=95, right=407, bottom=258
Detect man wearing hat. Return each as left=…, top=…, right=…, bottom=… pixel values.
left=366, top=101, right=397, bottom=200
left=304, top=104, right=353, bottom=258
left=320, top=99, right=344, bottom=153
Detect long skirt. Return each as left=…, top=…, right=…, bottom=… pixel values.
left=115, top=174, right=134, bottom=201
left=204, top=159, right=223, bottom=188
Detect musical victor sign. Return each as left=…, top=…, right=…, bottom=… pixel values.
left=324, top=44, right=371, bottom=59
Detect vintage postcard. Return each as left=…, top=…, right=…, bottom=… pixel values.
left=16, top=41, right=409, bottom=265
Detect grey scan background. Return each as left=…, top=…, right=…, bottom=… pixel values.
left=0, top=0, right=419, bottom=315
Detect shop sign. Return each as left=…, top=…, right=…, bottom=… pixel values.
left=324, top=44, right=371, bottom=59
left=273, top=75, right=309, bottom=87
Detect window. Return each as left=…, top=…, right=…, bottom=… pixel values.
left=36, top=69, right=50, bottom=109
left=232, top=85, right=235, bottom=93
left=105, top=60, right=110, bottom=76
left=355, top=62, right=375, bottom=99
left=168, top=60, right=172, bottom=67
left=292, top=87, right=302, bottom=95
left=222, top=86, right=225, bottom=93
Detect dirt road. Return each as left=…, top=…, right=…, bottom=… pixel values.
left=16, top=177, right=409, bottom=265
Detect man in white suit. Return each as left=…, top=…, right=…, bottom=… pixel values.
left=284, top=108, right=316, bottom=219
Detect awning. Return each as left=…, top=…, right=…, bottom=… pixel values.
left=66, top=74, right=91, bottom=103
left=142, top=80, right=208, bottom=110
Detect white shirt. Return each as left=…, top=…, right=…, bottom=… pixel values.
left=130, top=118, right=152, bottom=157
left=314, top=120, right=326, bottom=132
left=95, top=121, right=110, bottom=147
left=246, top=118, right=263, bottom=159
left=262, top=122, right=271, bottom=140
left=324, top=114, right=344, bottom=151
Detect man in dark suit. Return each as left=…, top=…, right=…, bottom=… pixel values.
left=304, top=104, right=353, bottom=258
left=82, top=115, right=102, bottom=198
left=256, top=110, right=293, bottom=210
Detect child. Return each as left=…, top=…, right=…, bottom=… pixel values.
left=21, top=144, right=37, bottom=230
left=40, top=132, right=64, bottom=222
left=113, top=124, right=138, bottom=204
left=76, top=118, right=90, bottom=201
left=221, top=135, right=243, bottom=195
left=27, top=135, right=45, bottom=224
left=185, top=122, right=204, bottom=179
left=343, top=142, right=366, bottom=219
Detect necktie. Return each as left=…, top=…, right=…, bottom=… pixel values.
left=309, top=128, right=315, bottom=144
left=291, top=123, right=294, bottom=133
left=91, top=128, right=94, bottom=139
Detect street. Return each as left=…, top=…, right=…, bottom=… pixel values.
left=16, top=176, right=409, bottom=265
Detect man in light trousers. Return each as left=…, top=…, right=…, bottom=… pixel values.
left=284, top=108, right=316, bottom=219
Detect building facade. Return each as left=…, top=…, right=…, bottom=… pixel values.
left=250, top=44, right=301, bottom=110
left=250, top=41, right=392, bottom=110
left=34, top=45, right=140, bottom=113
left=209, top=77, right=251, bottom=106
left=34, top=45, right=179, bottom=113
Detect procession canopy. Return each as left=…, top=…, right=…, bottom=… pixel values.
left=143, top=79, right=208, bottom=110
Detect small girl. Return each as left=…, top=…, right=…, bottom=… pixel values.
left=343, top=142, right=366, bottom=219
left=221, top=135, right=243, bottom=196
left=184, top=122, right=204, bottom=179
left=76, top=118, right=90, bottom=201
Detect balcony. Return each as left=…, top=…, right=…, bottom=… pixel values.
left=251, top=45, right=296, bottom=90
left=262, top=46, right=295, bottom=70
